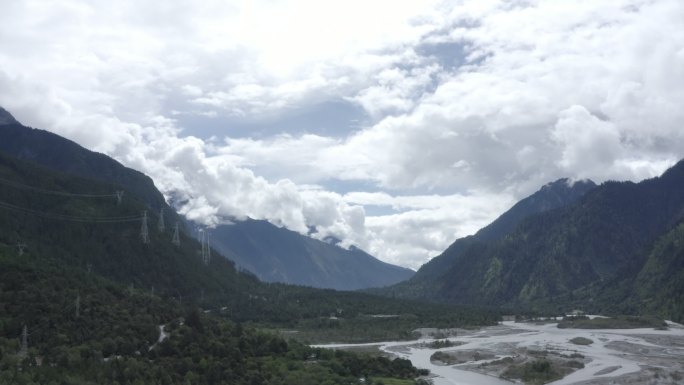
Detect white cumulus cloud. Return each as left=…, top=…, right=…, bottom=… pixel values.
left=1, top=0, right=684, bottom=269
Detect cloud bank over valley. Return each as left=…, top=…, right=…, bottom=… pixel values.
left=1, top=0, right=683, bottom=268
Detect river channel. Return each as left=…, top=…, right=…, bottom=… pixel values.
left=316, top=320, right=684, bottom=385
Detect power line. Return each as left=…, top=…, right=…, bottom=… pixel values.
left=199, top=228, right=210, bottom=265
left=0, top=176, right=120, bottom=198
left=19, top=325, right=28, bottom=357
left=17, top=242, right=27, bottom=256
left=207, top=232, right=211, bottom=264
left=0, top=199, right=141, bottom=223
left=27, top=301, right=78, bottom=337
left=0, top=299, right=78, bottom=340
left=115, top=191, right=124, bottom=205
left=157, top=208, right=165, bottom=233
left=141, top=210, right=150, bottom=244
left=172, top=222, right=180, bottom=247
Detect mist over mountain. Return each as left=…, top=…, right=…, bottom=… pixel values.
left=0, top=106, right=18, bottom=125
left=209, top=219, right=413, bottom=290
left=4, top=2, right=684, bottom=383
left=402, top=178, right=597, bottom=285
left=0, top=117, right=495, bottom=384
left=0, top=108, right=413, bottom=291
left=0, top=114, right=167, bottom=211
left=380, top=163, right=684, bottom=322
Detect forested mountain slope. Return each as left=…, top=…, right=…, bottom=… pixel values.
left=0, top=248, right=430, bottom=385
left=382, top=178, right=597, bottom=297
left=0, top=132, right=497, bottom=384
left=210, top=219, right=414, bottom=290
left=383, top=164, right=684, bottom=322
left=0, top=107, right=413, bottom=291
left=0, top=138, right=495, bottom=327
left=0, top=107, right=166, bottom=211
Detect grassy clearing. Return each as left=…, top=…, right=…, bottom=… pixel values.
left=569, top=337, right=594, bottom=345
left=368, top=377, right=416, bottom=385
left=557, top=315, right=666, bottom=329
left=502, top=359, right=563, bottom=385
left=427, top=339, right=458, bottom=349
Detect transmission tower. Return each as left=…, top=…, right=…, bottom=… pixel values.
left=199, top=229, right=206, bottom=264
left=199, top=229, right=210, bottom=265
left=140, top=210, right=150, bottom=244
left=115, top=191, right=124, bottom=205
left=157, top=208, right=165, bottom=233
left=75, top=293, right=80, bottom=319
left=19, top=325, right=28, bottom=357
left=207, top=232, right=211, bottom=264
left=172, top=222, right=180, bottom=247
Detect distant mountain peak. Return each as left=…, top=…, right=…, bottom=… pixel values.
left=472, top=176, right=596, bottom=242
left=0, top=106, right=19, bottom=126
left=543, top=177, right=571, bottom=186
left=659, top=159, right=684, bottom=181
left=322, top=235, right=342, bottom=246
left=404, top=174, right=599, bottom=283
left=397, top=158, right=684, bottom=322
left=208, top=218, right=413, bottom=290
left=541, top=177, right=596, bottom=191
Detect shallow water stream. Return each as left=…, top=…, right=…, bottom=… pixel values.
left=317, top=319, right=684, bottom=385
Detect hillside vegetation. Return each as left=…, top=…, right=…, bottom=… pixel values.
left=381, top=164, right=684, bottom=322
left=0, top=147, right=498, bottom=384
left=0, top=116, right=414, bottom=291
left=0, top=251, right=427, bottom=385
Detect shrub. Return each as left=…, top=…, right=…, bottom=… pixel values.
left=569, top=337, right=593, bottom=345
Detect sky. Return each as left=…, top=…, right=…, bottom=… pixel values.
left=1, top=0, right=684, bottom=269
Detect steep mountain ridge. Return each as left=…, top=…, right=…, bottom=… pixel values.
left=385, top=161, right=684, bottom=321
left=0, top=143, right=497, bottom=327
left=210, top=219, right=414, bottom=290
left=632, top=220, right=684, bottom=318
left=389, top=178, right=597, bottom=294
left=475, top=178, right=597, bottom=242
left=0, top=109, right=496, bottom=385
left=0, top=153, right=441, bottom=384
left=0, top=106, right=18, bottom=125
left=0, top=150, right=256, bottom=305
left=0, top=108, right=412, bottom=290
left=0, top=119, right=167, bottom=212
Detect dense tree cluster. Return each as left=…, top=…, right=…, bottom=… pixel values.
left=0, top=147, right=494, bottom=384
left=0, top=252, right=430, bottom=385
left=380, top=163, right=684, bottom=323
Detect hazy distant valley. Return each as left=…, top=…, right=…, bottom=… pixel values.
left=4, top=1, right=684, bottom=384
left=1, top=103, right=683, bottom=385
left=0, top=108, right=499, bottom=384
left=321, top=316, right=684, bottom=385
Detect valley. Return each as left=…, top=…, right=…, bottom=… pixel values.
left=2, top=1, right=684, bottom=384
left=0, top=116, right=494, bottom=384
left=318, top=318, right=684, bottom=385
left=0, top=107, right=683, bottom=384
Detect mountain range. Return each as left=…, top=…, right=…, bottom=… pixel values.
left=0, top=106, right=412, bottom=290
left=0, top=113, right=493, bottom=384
left=2, top=104, right=683, bottom=324
left=380, top=162, right=684, bottom=322
left=0, top=105, right=492, bottom=326
left=407, top=178, right=597, bottom=284
left=209, top=219, right=413, bottom=290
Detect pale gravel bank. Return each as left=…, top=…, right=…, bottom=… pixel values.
left=315, top=318, right=684, bottom=385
